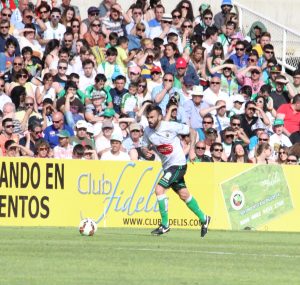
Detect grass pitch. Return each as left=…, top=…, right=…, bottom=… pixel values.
left=0, top=227, right=299, bottom=285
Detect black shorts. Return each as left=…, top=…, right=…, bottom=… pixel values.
left=158, top=165, right=187, bottom=191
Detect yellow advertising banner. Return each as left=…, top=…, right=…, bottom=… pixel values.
left=0, top=158, right=299, bottom=232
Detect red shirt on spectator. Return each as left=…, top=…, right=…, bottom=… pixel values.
left=277, top=103, right=300, bottom=134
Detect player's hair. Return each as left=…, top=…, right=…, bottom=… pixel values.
left=145, top=104, right=162, bottom=116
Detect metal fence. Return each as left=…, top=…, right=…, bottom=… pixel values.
left=235, top=2, right=300, bottom=72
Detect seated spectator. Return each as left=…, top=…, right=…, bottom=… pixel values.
left=34, top=139, right=51, bottom=158
left=4, top=139, right=33, bottom=157
left=70, top=120, right=95, bottom=149
left=192, top=141, right=211, bottom=162
left=277, top=94, right=300, bottom=137
left=228, top=142, right=251, bottom=163
left=43, top=111, right=74, bottom=149
left=101, top=132, right=130, bottom=161
left=253, top=142, right=275, bottom=164
left=276, top=145, right=289, bottom=164
left=53, top=130, right=73, bottom=159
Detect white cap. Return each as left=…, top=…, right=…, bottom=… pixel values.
left=76, top=120, right=88, bottom=129
left=86, top=122, right=94, bottom=134
left=110, top=132, right=123, bottom=142
left=232, top=94, right=245, bottom=103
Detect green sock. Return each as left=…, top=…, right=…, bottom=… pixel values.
left=186, top=196, right=206, bottom=223
left=157, top=194, right=168, bottom=227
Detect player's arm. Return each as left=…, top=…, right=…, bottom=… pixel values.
left=188, top=127, right=197, bottom=162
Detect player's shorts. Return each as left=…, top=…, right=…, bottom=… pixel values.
left=158, top=165, right=187, bottom=191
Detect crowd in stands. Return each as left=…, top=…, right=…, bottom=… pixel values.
left=0, top=0, right=300, bottom=165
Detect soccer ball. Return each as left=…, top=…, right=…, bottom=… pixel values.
left=79, top=218, right=97, bottom=236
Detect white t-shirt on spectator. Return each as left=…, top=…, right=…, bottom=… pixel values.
left=43, top=22, right=66, bottom=41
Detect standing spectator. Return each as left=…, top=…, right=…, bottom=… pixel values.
left=183, top=85, right=208, bottom=129
left=43, top=111, right=74, bottom=149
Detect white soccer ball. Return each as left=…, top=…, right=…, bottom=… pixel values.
left=79, top=218, right=97, bottom=236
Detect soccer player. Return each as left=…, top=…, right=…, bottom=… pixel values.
left=142, top=104, right=211, bottom=237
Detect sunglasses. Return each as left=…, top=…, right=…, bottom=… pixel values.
left=232, top=123, right=240, bottom=126
left=19, top=74, right=28, bottom=79
left=39, top=147, right=48, bottom=151
left=89, top=12, right=99, bottom=16
left=203, top=121, right=212, bottom=124
left=183, top=25, right=192, bottom=28
left=0, top=26, right=9, bottom=29
left=5, top=125, right=14, bottom=128
left=287, top=159, right=297, bottom=163
left=182, top=5, right=189, bottom=9
left=25, top=103, right=34, bottom=106
left=210, top=81, right=220, bottom=85
left=151, top=72, right=160, bottom=75
left=251, top=70, right=261, bottom=74
left=213, top=148, right=223, bottom=152
left=196, top=147, right=205, bottom=150
left=173, top=15, right=181, bottom=19
left=35, top=131, right=43, bottom=135
left=2, top=13, right=12, bottom=17
left=40, top=10, right=49, bottom=14
left=279, top=151, right=286, bottom=155
left=225, top=134, right=234, bottom=138
left=223, top=67, right=231, bottom=71
left=137, top=28, right=145, bottom=32
left=204, top=17, right=212, bottom=20
left=138, top=84, right=146, bottom=88
left=163, top=21, right=171, bottom=24
left=247, top=107, right=256, bottom=111
left=0, top=84, right=4, bottom=87
left=92, top=23, right=101, bottom=27
left=248, top=58, right=256, bottom=62
left=53, top=120, right=62, bottom=123
left=164, top=79, right=173, bottom=82
left=25, top=15, right=33, bottom=19
left=259, top=138, right=268, bottom=141
left=265, top=50, right=274, bottom=54
left=77, top=128, right=87, bottom=131
left=58, top=66, right=67, bottom=70
left=14, top=62, right=22, bottom=66
left=236, top=48, right=244, bottom=51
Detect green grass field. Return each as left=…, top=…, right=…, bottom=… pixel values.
left=1, top=227, right=299, bottom=285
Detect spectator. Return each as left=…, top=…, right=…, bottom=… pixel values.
left=43, top=111, right=74, bottom=149
left=53, top=130, right=73, bottom=159
left=228, top=142, right=251, bottom=163
left=101, top=132, right=130, bottom=161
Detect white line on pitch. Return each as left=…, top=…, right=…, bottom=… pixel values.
left=113, top=247, right=300, bottom=258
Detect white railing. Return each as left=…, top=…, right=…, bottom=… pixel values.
left=235, top=2, right=300, bottom=72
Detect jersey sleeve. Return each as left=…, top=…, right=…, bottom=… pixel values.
left=171, top=121, right=190, bottom=136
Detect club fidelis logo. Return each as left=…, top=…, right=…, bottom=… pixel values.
left=230, top=185, right=245, bottom=211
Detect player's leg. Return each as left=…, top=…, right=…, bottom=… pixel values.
left=176, top=187, right=211, bottom=237
left=177, top=187, right=206, bottom=223
left=151, top=168, right=175, bottom=235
